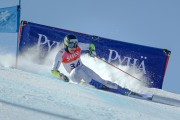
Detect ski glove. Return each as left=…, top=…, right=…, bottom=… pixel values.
left=51, top=70, right=69, bottom=82
left=89, top=43, right=96, bottom=57
left=59, top=73, right=69, bottom=82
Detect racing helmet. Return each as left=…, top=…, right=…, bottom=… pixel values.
left=64, top=34, right=78, bottom=48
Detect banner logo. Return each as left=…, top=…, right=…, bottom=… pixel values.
left=108, top=49, right=147, bottom=74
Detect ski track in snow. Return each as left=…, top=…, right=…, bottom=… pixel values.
left=0, top=66, right=180, bottom=120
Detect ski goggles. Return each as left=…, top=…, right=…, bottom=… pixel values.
left=68, top=42, right=78, bottom=48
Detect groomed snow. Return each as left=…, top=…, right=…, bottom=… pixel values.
left=0, top=54, right=180, bottom=120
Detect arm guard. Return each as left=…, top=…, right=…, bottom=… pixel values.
left=89, top=43, right=96, bottom=57
left=51, top=70, right=61, bottom=77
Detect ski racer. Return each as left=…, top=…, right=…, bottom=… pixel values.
left=51, top=34, right=151, bottom=97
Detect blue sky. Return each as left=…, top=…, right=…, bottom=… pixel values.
left=0, top=0, right=180, bottom=93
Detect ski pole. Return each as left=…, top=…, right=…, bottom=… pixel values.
left=95, top=56, right=142, bottom=82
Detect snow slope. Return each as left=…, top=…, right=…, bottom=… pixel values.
left=0, top=54, right=180, bottom=120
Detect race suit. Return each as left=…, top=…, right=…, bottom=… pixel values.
left=52, top=43, right=131, bottom=95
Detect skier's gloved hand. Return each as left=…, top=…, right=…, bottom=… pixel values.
left=89, top=51, right=96, bottom=57
left=51, top=70, right=69, bottom=82
left=89, top=43, right=96, bottom=57
left=59, top=73, right=69, bottom=82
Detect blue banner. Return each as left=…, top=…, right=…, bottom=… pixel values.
left=0, top=5, right=20, bottom=33
left=19, top=21, right=170, bottom=89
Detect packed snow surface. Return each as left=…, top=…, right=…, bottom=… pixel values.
left=0, top=54, right=180, bottom=120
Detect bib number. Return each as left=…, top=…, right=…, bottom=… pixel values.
left=70, top=60, right=81, bottom=69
